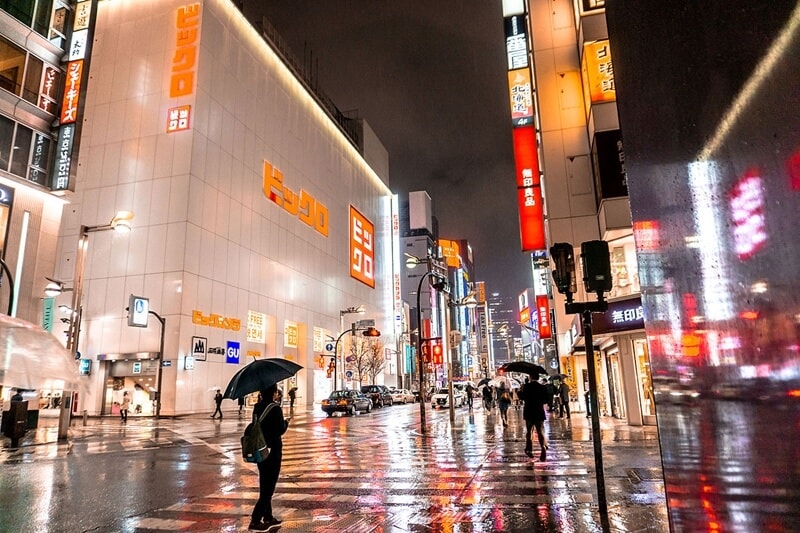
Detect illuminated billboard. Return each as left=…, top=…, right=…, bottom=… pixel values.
left=513, top=125, right=540, bottom=188
left=504, top=15, right=528, bottom=69
left=581, top=40, right=616, bottom=112
left=507, top=68, right=534, bottom=127
left=350, top=206, right=375, bottom=288
left=517, top=185, right=545, bottom=251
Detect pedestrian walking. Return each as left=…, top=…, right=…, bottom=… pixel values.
left=482, top=385, right=494, bottom=411
left=465, top=383, right=475, bottom=409
left=585, top=390, right=592, bottom=418
left=497, top=382, right=512, bottom=426
left=120, top=391, right=130, bottom=423
left=238, top=396, right=245, bottom=417
left=248, top=384, right=289, bottom=531
left=288, top=387, right=297, bottom=409
left=545, top=379, right=556, bottom=413
left=519, top=378, right=550, bottom=461
left=558, top=380, right=571, bottom=419
left=211, top=389, right=223, bottom=419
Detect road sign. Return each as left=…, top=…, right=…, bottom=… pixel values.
left=345, top=370, right=354, bottom=379
left=325, top=342, right=334, bottom=352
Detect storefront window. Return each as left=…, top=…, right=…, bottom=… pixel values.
left=607, top=235, right=640, bottom=299
left=634, top=338, right=655, bottom=416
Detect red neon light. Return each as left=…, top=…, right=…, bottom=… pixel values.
left=512, top=126, right=540, bottom=188
left=536, top=295, right=551, bottom=339
left=787, top=147, right=800, bottom=191
left=517, top=186, right=545, bottom=251
left=729, top=168, right=767, bottom=260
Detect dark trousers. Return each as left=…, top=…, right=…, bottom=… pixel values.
left=252, top=449, right=282, bottom=523
left=525, top=418, right=547, bottom=452
left=559, top=398, right=571, bottom=418
left=212, top=404, right=222, bottom=418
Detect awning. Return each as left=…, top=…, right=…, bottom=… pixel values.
left=0, top=314, right=83, bottom=391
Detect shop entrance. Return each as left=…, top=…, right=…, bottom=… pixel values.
left=101, top=358, right=159, bottom=417
left=606, top=353, right=626, bottom=419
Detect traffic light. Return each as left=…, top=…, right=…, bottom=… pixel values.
left=421, top=343, right=430, bottom=363
left=550, top=243, right=577, bottom=295
left=432, top=343, right=443, bottom=365
left=581, top=240, right=612, bottom=295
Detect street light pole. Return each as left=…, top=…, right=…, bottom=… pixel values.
left=150, top=310, right=166, bottom=418
left=66, top=211, right=134, bottom=357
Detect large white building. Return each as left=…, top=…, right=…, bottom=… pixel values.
left=42, top=0, right=397, bottom=416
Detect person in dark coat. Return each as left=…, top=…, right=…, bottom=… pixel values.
left=545, top=380, right=556, bottom=413
left=248, top=384, right=289, bottom=531
left=558, top=381, right=571, bottom=419
left=482, top=385, right=494, bottom=411
left=211, top=390, right=223, bottom=419
left=520, top=378, right=550, bottom=461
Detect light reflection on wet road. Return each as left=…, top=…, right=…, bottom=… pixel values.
left=0, top=403, right=669, bottom=532
left=657, top=400, right=800, bottom=532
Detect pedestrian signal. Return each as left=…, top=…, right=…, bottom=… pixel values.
left=432, top=343, right=443, bottom=365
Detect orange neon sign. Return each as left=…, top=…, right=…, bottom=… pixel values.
left=170, top=3, right=201, bottom=98
left=350, top=206, right=375, bottom=288
left=263, top=161, right=329, bottom=237
left=60, top=60, right=83, bottom=125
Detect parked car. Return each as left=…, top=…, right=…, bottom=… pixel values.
left=431, top=387, right=466, bottom=409
left=321, top=390, right=372, bottom=416
left=360, top=385, right=394, bottom=407
left=389, top=388, right=416, bottom=404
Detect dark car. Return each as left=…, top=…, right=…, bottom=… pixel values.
left=321, top=390, right=372, bottom=416
left=360, top=385, right=394, bottom=407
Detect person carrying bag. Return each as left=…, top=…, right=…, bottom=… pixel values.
left=247, top=385, right=289, bottom=531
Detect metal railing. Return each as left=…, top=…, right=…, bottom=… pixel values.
left=256, top=16, right=363, bottom=153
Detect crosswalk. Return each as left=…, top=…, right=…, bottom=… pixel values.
left=112, top=411, right=629, bottom=532
left=1, top=408, right=667, bottom=532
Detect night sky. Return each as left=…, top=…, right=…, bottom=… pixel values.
left=248, top=1, right=533, bottom=300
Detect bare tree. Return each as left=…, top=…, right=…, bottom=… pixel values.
left=348, top=337, right=372, bottom=384
left=365, top=339, right=386, bottom=385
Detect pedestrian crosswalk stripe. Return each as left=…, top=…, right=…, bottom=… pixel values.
left=129, top=517, right=195, bottom=529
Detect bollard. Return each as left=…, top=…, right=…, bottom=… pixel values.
left=83, top=410, right=88, bottom=426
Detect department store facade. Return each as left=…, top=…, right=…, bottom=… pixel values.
left=43, top=0, right=397, bottom=416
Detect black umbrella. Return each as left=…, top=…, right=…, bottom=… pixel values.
left=223, top=358, right=303, bottom=399
left=500, top=361, right=547, bottom=377
left=477, top=377, right=491, bottom=387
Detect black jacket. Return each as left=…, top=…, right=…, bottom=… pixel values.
left=520, top=382, right=549, bottom=422
left=254, top=401, right=288, bottom=450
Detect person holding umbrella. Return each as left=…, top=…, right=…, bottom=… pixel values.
left=248, top=384, right=288, bottom=531
left=222, top=357, right=302, bottom=531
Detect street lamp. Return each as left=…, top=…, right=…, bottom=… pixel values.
left=406, top=253, right=448, bottom=435
left=331, top=325, right=380, bottom=389
left=66, top=210, right=134, bottom=356
left=337, top=305, right=365, bottom=389
left=497, top=324, right=513, bottom=362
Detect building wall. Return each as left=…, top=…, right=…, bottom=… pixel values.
left=54, top=0, right=394, bottom=415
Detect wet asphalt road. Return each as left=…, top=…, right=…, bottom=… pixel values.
left=1, top=401, right=669, bottom=532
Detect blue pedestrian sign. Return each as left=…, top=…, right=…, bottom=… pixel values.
left=325, top=342, right=334, bottom=353
left=226, top=341, right=240, bottom=364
